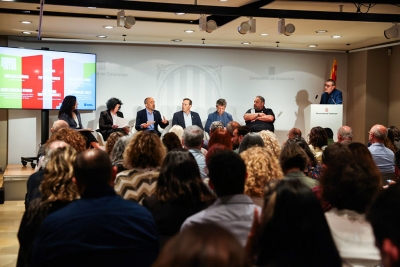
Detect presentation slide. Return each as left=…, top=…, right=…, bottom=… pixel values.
left=0, top=47, right=96, bottom=110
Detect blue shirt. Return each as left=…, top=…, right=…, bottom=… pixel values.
left=188, top=149, right=206, bottom=179
left=183, top=112, right=192, bottom=128
left=204, top=111, right=233, bottom=134
left=368, top=142, right=395, bottom=173
left=146, top=109, right=155, bottom=131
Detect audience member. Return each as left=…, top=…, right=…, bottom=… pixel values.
left=368, top=183, right=400, bottom=267
left=337, top=125, right=353, bottom=143
left=258, top=130, right=281, bottom=158
left=168, top=125, right=184, bottom=141
left=292, top=136, right=321, bottom=180
left=31, top=149, right=159, bottom=267
left=182, top=125, right=207, bottom=179
left=208, top=128, right=232, bottom=150
left=110, top=135, right=132, bottom=173
left=368, top=124, right=396, bottom=179
left=18, top=143, right=78, bottom=267
left=203, top=121, right=224, bottom=149
left=37, top=120, right=69, bottom=159
left=240, top=146, right=283, bottom=207
left=287, top=127, right=302, bottom=139
left=324, top=127, right=334, bottom=145
left=114, top=131, right=166, bottom=204
left=308, top=126, right=328, bottom=163
left=162, top=132, right=182, bottom=152
left=389, top=125, right=400, bottom=148
left=181, top=150, right=261, bottom=246
left=232, top=125, right=251, bottom=151
left=153, top=223, right=250, bottom=267
left=321, top=143, right=382, bottom=266
left=280, top=139, right=319, bottom=189
left=247, top=180, right=342, bottom=267
left=385, top=127, right=398, bottom=153
left=204, top=98, right=233, bottom=134
left=226, top=121, right=240, bottom=137
left=238, top=132, right=264, bottom=154
left=143, top=149, right=215, bottom=244
left=105, top=131, right=124, bottom=155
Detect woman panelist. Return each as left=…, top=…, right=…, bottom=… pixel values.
left=98, top=97, right=129, bottom=141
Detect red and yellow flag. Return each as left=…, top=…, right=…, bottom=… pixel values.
left=330, top=58, right=337, bottom=81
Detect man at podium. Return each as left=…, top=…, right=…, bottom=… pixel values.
left=320, top=79, right=342, bottom=105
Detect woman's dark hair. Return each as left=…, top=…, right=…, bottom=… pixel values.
left=58, top=95, right=76, bottom=117
left=162, top=132, right=182, bottom=152
left=253, top=179, right=342, bottom=267
left=156, top=149, right=215, bottom=202
left=106, top=97, right=123, bottom=111
left=238, top=133, right=264, bottom=154
left=293, top=136, right=317, bottom=167
left=389, top=126, right=400, bottom=142
left=208, top=128, right=232, bottom=150
left=280, top=140, right=308, bottom=173
left=153, top=223, right=250, bottom=267
left=308, top=126, right=328, bottom=148
left=385, top=127, right=398, bottom=152
left=320, top=142, right=382, bottom=213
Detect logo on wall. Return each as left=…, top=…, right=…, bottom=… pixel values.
left=325, top=108, right=328, bottom=112
left=156, top=64, right=222, bottom=112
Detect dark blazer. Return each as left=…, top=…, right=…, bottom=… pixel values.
left=320, top=88, right=343, bottom=105
left=135, top=109, right=169, bottom=136
left=172, top=111, right=204, bottom=130
left=59, top=111, right=83, bottom=129
left=98, top=110, right=124, bottom=140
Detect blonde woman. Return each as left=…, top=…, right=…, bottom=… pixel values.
left=17, top=142, right=78, bottom=267
left=240, top=146, right=283, bottom=207
left=114, top=131, right=166, bottom=204
left=258, top=130, right=281, bottom=159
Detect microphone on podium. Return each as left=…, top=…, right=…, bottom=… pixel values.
left=315, top=94, right=319, bottom=104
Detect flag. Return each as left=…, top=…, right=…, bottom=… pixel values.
left=330, top=58, right=337, bottom=81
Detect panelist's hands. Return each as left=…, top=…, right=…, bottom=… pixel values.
left=141, top=123, right=150, bottom=129
left=112, top=124, right=119, bottom=129
left=161, top=116, right=168, bottom=124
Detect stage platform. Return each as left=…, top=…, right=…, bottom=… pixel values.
left=3, top=164, right=35, bottom=201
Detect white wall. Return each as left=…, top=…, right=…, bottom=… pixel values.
left=7, top=39, right=348, bottom=163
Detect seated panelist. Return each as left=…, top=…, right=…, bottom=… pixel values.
left=135, top=97, right=169, bottom=137
left=98, top=97, right=129, bottom=141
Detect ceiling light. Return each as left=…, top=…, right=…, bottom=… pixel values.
left=184, top=30, right=194, bottom=33
left=199, top=15, right=217, bottom=33
left=20, top=21, right=32, bottom=24
left=97, top=35, right=107, bottom=38
left=175, top=12, right=185, bottom=15
left=309, top=44, right=318, bottom=47
left=332, top=35, right=342, bottom=38
left=219, top=0, right=228, bottom=2
left=88, top=7, right=96, bottom=9
left=315, top=30, right=327, bottom=33
left=238, top=17, right=256, bottom=35
left=278, top=18, right=295, bottom=36
left=384, top=23, right=400, bottom=39
left=171, top=39, right=182, bottom=42
left=22, top=31, right=31, bottom=35
left=103, top=26, right=114, bottom=29
left=242, top=42, right=251, bottom=45
left=260, top=33, right=268, bottom=36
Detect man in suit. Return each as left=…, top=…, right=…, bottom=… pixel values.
left=135, top=97, right=169, bottom=136
left=320, top=79, right=343, bottom=104
left=172, top=98, right=204, bottom=130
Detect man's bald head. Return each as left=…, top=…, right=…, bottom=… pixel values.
left=74, top=149, right=113, bottom=189
left=337, top=126, right=353, bottom=142
left=51, top=120, right=69, bottom=133
left=369, top=124, right=387, bottom=143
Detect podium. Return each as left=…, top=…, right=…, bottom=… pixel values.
left=304, top=104, right=343, bottom=142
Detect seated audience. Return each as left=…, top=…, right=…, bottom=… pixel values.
left=153, top=223, right=250, bottom=267
left=208, top=128, right=232, bottom=150
left=169, top=125, right=184, bottom=142
left=114, top=131, right=166, bottom=204
left=308, top=126, right=328, bottom=163
left=292, top=136, right=321, bottom=180
left=37, top=120, right=69, bottom=159
left=368, top=124, right=396, bottom=179
left=203, top=121, right=223, bottom=149
left=226, top=121, right=240, bottom=137
left=105, top=131, right=124, bottom=155
left=143, top=149, right=215, bottom=243
left=181, top=150, right=261, bottom=246
left=31, top=149, right=159, bottom=267
left=368, top=183, right=400, bottom=267
left=161, top=132, right=182, bottom=152
left=324, top=127, right=334, bottom=145
left=240, top=146, right=283, bottom=207
left=287, top=127, right=302, bottom=139
left=389, top=125, right=400, bottom=148
left=232, top=126, right=251, bottom=151
left=182, top=126, right=207, bottom=179
left=18, top=143, right=78, bottom=267
left=385, top=126, right=398, bottom=153
left=247, top=179, right=341, bottom=267
left=258, top=130, right=281, bottom=158
left=238, top=132, right=264, bottom=154
left=280, top=139, right=319, bottom=189
left=98, top=97, right=129, bottom=141
left=321, top=143, right=382, bottom=266
left=337, top=125, right=353, bottom=143
left=110, top=135, right=132, bottom=174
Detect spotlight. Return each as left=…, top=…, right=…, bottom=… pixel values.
left=116, top=10, right=135, bottom=29
left=277, top=18, right=295, bottom=36
left=199, top=15, right=217, bottom=33
left=237, top=17, right=256, bottom=35
left=124, top=16, right=136, bottom=29
left=384, top=23, right=399, bottom=39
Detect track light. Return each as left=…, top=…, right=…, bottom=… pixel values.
left=384, top=23, right=400, bottom=39
left=117, top=10, right=136, bottom=29
left=237, top=18, right=256, bottom=35
left=199, top=15, right=217, bottom=33
left=278, top=18, right=295, bottom=36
